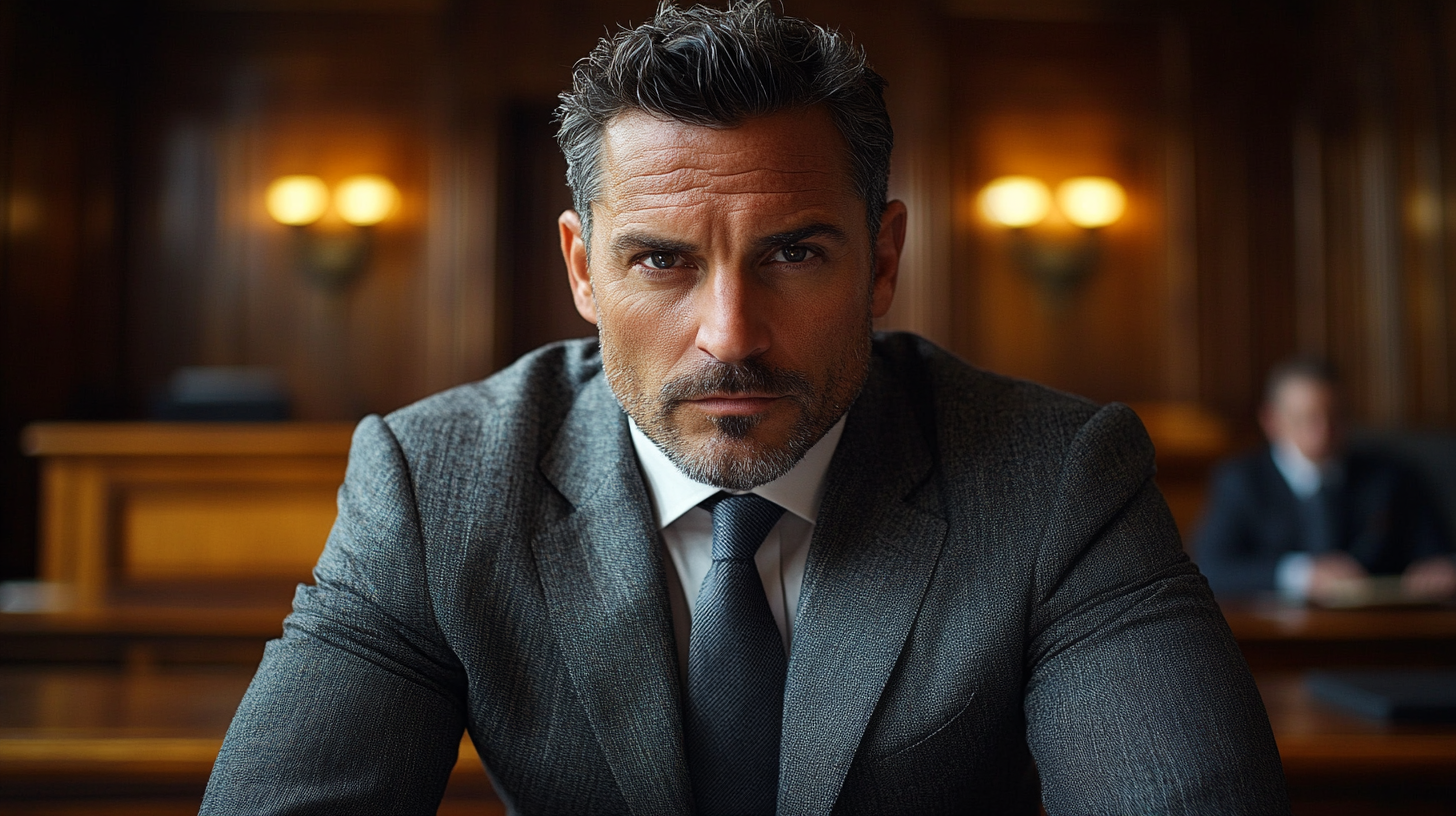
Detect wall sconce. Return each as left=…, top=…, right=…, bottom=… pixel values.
left=979, top=175, right=1126, bottom=303
left=266, top=174, right=399, bottom=291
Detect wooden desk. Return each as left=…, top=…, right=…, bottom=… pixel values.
left=1128, top=401, right=1231, bottom=540
left=0, top=591, right=292, bottom=665
left=1259, top=671, right=1456, bottom=813
left=0, top=665, right=500, bottom=815
left=8, top=422, right=352, bottom=664
left=21, top=422, right=354, bottom=611
left=2, top=665, right=1451, bottom=814
left=1222, top=600, right=1456, bottom=669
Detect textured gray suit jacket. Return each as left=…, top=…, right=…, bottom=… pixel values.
left=203, top=333, right=1288, bottom=815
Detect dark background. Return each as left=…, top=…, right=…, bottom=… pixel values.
left=5, top=0, right=1456, bottom=579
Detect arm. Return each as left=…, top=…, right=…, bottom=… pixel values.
left=1025, top=405, right=1288, bottom=814
left=1192, top=462, right=1285, bottom=597
left=1400, top=469, right=1454, bottom=563
left=1400, top=474, right=1456, bottom=598
left=202, top=416, right=468, bottom=815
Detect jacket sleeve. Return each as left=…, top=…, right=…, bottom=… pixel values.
left=1193, top=460, right=1285, bottom=596
left=1024, top=405, right=1289, bottom=815
left=1397, top=467, right=1455, bottom=563
left=202, top=415, right=469, bottom=815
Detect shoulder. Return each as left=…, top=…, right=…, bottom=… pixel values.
left=371, top=339, right=604, bottom=476
left=1344, top=447, right=1415, bottom=478
left=1342, top=448, right=1429, bottom=503
left=872, top=332, right=1139, bottom=476
left=1211, top=447, right=1274, bottom=487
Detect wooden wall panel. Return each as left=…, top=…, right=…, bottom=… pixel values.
left=1282, top=0, right=1456, bottom=430
left=495, top=102, right=590, bottom=369
left=946, top=15, right=1176, bottom=404
left=1184, top=1, right=1302, bottom=433
left=11, top=0, right=1456, bottom=580
left=126, top=7, right=486, bottom=421
left=0, top=3, right=135, bottom=579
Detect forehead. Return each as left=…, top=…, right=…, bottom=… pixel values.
left=595, top=107, right=857, bottom=228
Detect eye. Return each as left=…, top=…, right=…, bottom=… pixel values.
left=771, top=245, right=813, bottom=264
left=647, top=251, right=680, bottom=269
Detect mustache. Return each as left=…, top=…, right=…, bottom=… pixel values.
left=658, top=358, right=814, bottom=404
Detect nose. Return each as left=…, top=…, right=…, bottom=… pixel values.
left=694, top=267, right=770, bottom=364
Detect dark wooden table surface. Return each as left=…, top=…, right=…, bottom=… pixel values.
left=0, top=664, right=499, bottom=815
left=2, top=663, right=1453, bottom=815
left=1220, top=599, right=1456, bottom=670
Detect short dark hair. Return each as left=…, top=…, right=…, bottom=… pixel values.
left=555, top=0, right=893, bottom=248
left=1264, top=355, right=1339, bottom=404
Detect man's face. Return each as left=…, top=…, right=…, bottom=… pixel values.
left=1261, top=376, right=1342, bottom=465
left=559, top=107, right=905, bottom=489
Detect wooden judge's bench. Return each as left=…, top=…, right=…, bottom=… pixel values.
left=3, top=421, right=1454, bottom=815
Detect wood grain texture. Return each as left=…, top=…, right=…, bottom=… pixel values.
left=25, top=423, right=349, bottom=607
left=1223, top=601, right=1456, bottom=670
left=22, top=422, right=354, bottom=457
left=0, top=664, right=501, bottom=812
left=2, top=665, right=1450, bottom=813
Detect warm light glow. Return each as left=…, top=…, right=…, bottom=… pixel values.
left=265, top=175, right=329, bottom=226
left=334, top=175, right=399, bottom=226
left=979, top=176, right=1052, bottom=228
left=1056, top=177, right=1126, bottom=228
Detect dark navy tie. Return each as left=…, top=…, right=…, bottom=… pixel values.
left=1300, top=482, right=1336, bottom=554
left=685, top=493, right=787, bottom=816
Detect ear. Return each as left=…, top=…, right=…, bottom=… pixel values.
left=559, top=209, right=597, bottom=324
left=871, top=200, right=907, bottom=319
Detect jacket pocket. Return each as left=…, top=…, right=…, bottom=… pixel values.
left=872, top=693, right=977, bottom=765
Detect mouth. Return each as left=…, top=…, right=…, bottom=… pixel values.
left=683, top=393, right=785, bottom=416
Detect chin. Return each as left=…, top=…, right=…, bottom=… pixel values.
left=678, top=435, right=802, bottom=490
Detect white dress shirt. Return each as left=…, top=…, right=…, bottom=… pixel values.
left=627, top=414, right=846, bottom=670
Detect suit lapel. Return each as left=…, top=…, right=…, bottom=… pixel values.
left=532, top=376, right=693, bottom=816
left=778, top=359, right=949, bottom=816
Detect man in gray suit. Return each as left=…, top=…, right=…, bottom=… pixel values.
left=204, top=2, right=1287, bottom=814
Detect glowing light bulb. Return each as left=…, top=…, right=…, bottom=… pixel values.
left=979, top=176, right=1052, bottom=228
left=1056, top=177, right=1126, bottom=229
left=265, top=175, right=329, bottom=226
left=334, top=175, right=399, bottom=226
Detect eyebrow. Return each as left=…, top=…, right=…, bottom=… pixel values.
left=608, top=233, right=699, bottom=257
left=755, top=222, right=848, bottom=252
left=608, top=222, right=849, bottom=258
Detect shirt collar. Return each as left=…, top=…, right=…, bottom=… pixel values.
left=628, top=413, right=848, bottom=530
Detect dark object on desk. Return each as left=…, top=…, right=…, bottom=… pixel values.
left=151, top=366, right=290, bottom=421
left=1306, top=668, right=1456, bottom=722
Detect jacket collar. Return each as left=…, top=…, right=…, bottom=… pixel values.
left=777, top=351, right=949, bottom=815
left=533, top=374, right=693, bottom=816
left=533, top=352, right=948, bottom=816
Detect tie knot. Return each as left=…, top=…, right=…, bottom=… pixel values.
left=704, top=494, right=785, bottom=562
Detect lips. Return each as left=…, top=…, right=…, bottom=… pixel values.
left=685, top=394, right=784, bottom=416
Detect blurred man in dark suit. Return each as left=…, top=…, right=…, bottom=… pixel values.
left=1197, top=356, right=1456, bottom=602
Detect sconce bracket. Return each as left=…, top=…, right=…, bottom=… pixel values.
left=1009, top=229, right=1102, bottom=305
left=291, top=227, right=373, bottom=292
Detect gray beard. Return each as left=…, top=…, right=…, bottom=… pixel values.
left=659, top=408, right=816, bottom=490
left=599, top=328, right=869, bottom=491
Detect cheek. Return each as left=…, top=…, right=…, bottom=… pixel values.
left=770, top=288, right=872, bottom=370
left=596, top=286, right=698, bottom=381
